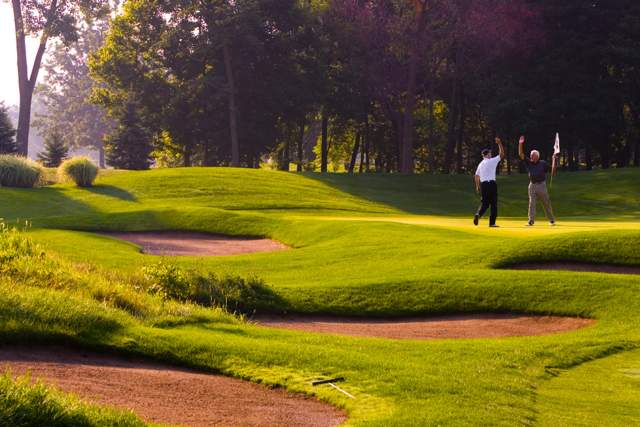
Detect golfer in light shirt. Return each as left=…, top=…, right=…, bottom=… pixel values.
left=518, top=135, right=557, bottom=226
left=474, top=137, right=505, bottom=228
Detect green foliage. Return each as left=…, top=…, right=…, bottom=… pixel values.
left=0, top=103, right=17, bottom=155
left=37, top=131, right=69, bottom=168
left=143, top=261, right=191, bottom=301
left=104, top=103, right=153, bottom=170
left=35, top=21, right=113, bottom=164
left=0, top=373, right=146, bottom=426
left=58, top=157, right=99, bottom=187
left=143, top=261, right=274, bottom=314
left=0, top=155, right=43, bottom=188
left=0, top=224, right=42, bottom=267
left=91, top=0, right=323, bottom=168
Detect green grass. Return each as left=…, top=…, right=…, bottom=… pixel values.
left=0, top=373, right=146, bottom=427
left=536, top=349, right=640, bottom=426
left=1, top=167, right=640, bottom=425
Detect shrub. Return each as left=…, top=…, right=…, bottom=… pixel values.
left=192, top=273, right=273, bottom=314
left=142, top=262, right=191, bottom=301
left=105, top=102, right=153, bottom=170
left=0, top=102, right=17, bottom=154
left=38, top=131, right=69, bottom=167
left=58, top=157, right=99, bottom=187
left=143, top=261, right=276, bottom=314
left=0, top=155, right=43, bottom=188
left=0, top=223, right=41, bottom=265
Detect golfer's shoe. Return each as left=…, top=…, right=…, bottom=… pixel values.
left=550, top=221, right=556, bottom=226
left=527, top=220, right=535, bottom=226
left=489, top=224, right=500, bottom=228
left=474, top=214, right=479, bottom=226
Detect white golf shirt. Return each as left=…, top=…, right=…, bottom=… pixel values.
left=475, top=156, right=501, bottom=182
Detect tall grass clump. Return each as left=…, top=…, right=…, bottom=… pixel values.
left=0, top=373, right=145, bottom=426
left=142, top=261, right=281, bottom=314
left=58, top=157, right=98, bottom=187
left=0, top=155, right=43, bottom=188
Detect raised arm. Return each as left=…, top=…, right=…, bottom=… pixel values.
left=518, top=136, right=525, bottom=160
left=496, top=137, right=505, bottom=160
left=552, top=153, right=558, bottom=176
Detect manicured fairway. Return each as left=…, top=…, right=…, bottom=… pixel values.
left=1, top=167, right=640, bottom=425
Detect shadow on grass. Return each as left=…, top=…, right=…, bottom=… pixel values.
left=85, top=185, right=138, bottom=202
left=0, top=186, right=102, bottom=223
left=302, top=169, right=640, bottom=218
left=302, top=172, right=490, bottom=215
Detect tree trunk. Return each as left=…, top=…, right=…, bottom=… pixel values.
left=426, top=89, right=436, bottom=173
left=363, top=115, right=370, bottom=172
left=359, top=131, right=366, bottom=174
left=444, top=78, right=459, bottom=173
left=247, top=149, right=255, bottom=170
left=348, top=132, right=361, bottom=174
left=12, top=0, right=57, bottom=156
left=600, top=141, right=611, bottom=169
left=297, top=119, right=305, bottom=172
left=455, top=84, right=465, bottom=173
left=98, top=144, right=105, bottom=168
left=400, top=6, right=426, bottom=175
left=183, top=145, right=192, bottom=167
left=223, top=43, right=240, bottom=167
left=280, top=141, right=290, bottom=171
left=506, top=141, right=512, bottom=175
left=321, top=109, right=328, bottom=173
left=204, top=142, right=216, bottom=166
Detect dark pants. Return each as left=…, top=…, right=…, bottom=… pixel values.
left=477, top=181, right=498, bottom=225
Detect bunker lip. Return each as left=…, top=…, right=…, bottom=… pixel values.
left=505, top=262, right=640, bottom=275
left=254, top=314, right=594, bottom=340
left=0, top=347, right=346, bottom=427
left=100, top=231, right=288, bottom=256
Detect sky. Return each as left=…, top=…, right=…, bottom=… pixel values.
left=0, top=3, right=43, bottom=107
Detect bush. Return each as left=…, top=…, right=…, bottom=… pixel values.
left=58, top=157, right=99, bottom=187
left=38, top=131, right=69, bottom=167
left=142, top=262, right=191, bottom=301
left=0, top=102, right=17, bottom=154
left=143, top=261, right=276, bottom=314
left=0, top=155, right=43, bottom=188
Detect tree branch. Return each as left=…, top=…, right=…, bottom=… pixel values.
left=29, top=0, right=61, bottom=92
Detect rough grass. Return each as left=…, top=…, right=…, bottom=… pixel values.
left=0, top=373, right=146, bottom=427
left=58, top=157, right=99, bottom=187
left=0, top=167, right=639, bottom=425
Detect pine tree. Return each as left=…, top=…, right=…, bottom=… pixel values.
left=0, top=103, right=17, bottom=155
left=105, top=103, right=154, bottom=170
left=37, top=131, right=69, bottom=167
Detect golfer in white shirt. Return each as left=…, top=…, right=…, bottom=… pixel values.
left=474, top=137, right=505, bottom=227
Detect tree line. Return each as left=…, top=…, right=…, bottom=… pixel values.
left=7, top=0, right=640, bottom=173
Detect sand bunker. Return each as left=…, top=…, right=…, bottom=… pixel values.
left=0, top=347, right=346, bottom=427
left=507, top=262, right=640, bottom=275
left=255, top=314, right=594, bottom=340
left=101, top=231, right=287, bottom=256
